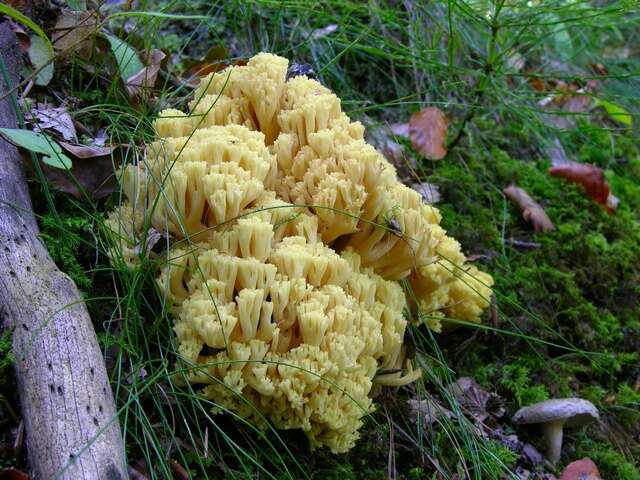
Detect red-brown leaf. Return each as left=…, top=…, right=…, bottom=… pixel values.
left=408, top=107, right=448, bottom=160
left=504, top=185, right=555, bottom=233
left=549, top=161, right=619, bottom=212
left=559, top=458, right=602, bottom=480
left=0, top=468, right=29, bottom=480
left=168, top=459, right=189, bottom=480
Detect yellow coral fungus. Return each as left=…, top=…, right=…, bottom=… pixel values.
left=106, top=52, right=493, bottom=452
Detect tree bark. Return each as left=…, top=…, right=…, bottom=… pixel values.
left=0, top=23, right=127, bottom=480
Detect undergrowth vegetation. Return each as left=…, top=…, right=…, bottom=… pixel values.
left=1, top=0, right=639, bottom=479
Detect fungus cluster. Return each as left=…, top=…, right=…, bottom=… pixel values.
left=106, top=53, right=493, bottom=452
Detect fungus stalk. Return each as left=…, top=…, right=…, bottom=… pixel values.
left=542, top=419, right=565, bottom=465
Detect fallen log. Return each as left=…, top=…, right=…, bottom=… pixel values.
left=0, top=22, right=127, bottom=480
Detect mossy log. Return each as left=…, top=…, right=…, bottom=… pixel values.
left=0, top=23, right=126, bottom=480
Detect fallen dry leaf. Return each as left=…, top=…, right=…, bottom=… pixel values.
left=411, top=182, right=441, bottom=204
left=537, top=81, right=596, bottom=129
left=52, top=10, right=99, bottom=59
left=182, top=44, right=235, bottom=81
left=408, top=107, right=448, bottom=160
left=22, top=147, right=119, bottom=199
left=504, top=185, right=555, bottom=233
left=547, top=93, right=594, bottom=129
left=59, top=141, right=114, bottom=158
left=408, top=397, right=455, bottom=426
left=366, top=125, right=415, bottom=181
left=168, top=459, right=189, bottom=480
left=590, top=63, right=608, bottom=76
left=7, top=20, right=30, bottom=51
left=446, top=377, right=505, bottom=424
left=29, top=103, right=77, bottom=142
left=529, top=77, right=547, bottom=92
left=311, top=23, right=338, bottom=39
left=126, top=50, right=166, bottom=99
left=549, top=161, right=619, bottom=212
left=389, top=122, right=409, bottom=137
left=559, top=458, right=602, bottom=480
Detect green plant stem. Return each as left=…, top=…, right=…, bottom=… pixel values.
left=447, top=2, right=504, bottom=151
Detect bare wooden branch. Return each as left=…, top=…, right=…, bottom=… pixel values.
left=0, top=23, right=126, bottom=480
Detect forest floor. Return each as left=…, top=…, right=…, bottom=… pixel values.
left=0, top=1, right=639, bottom=479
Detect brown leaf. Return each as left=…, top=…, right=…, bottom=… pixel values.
left=7, top=20, right=30, bottom=51
left=446, top=377, right=505, bottom=424
left=549, top=161, right=618, bottom=212
left=408, top=107, right=448, bottom=160
left=52, top=10, right=98, bottom=59
left=408, top=397, right=455, bottom=426
left=529, top=77, right=547, bottom=92
left=411, top=182, right=441, bottom=204
left=59, top=141, right=114, bottom=158
left=367, top=125, right=414, bottom=180
left=0, top=468, right=29, bottom=480
left=547, top=93, right=594, bottom=129
left=183, top=58, right=248, bottom=87
left=29, top=103, right=77, bottom=142
left=590, top=63, right=608, bottom=76
left=23, top=147, right=119, bottom=199
left=559, top=458, right=602, bottom=480
left=168, top=459, right=189, bottom=480
left=504, top=185, right=555, bottom=233
left=126, top=50, right=166, bottom=99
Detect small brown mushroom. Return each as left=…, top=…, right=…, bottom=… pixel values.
left=512, top=398, right=599, bottom=465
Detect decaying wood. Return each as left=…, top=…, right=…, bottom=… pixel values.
left=0, top=23, right=126, bottom=479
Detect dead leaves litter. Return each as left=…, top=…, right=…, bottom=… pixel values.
left=28, top=103, right=77, bottom=142
left=504, top=185, right=555, bottom=233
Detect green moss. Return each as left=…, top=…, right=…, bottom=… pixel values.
left=0, top=329, right=13, bottom=381
left=430, top=116, right=640, bottom=477
left=39, top=214, right=93, bottom=292
left=501, top=363, right=550, bottom=407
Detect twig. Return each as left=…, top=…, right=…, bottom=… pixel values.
left=507, top=238, right=542, bottom=249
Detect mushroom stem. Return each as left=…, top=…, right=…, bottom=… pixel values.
left=542, top=419, right=565, bottom=465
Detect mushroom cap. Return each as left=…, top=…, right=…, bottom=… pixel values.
left=512, top=398, right=599, bottom=427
